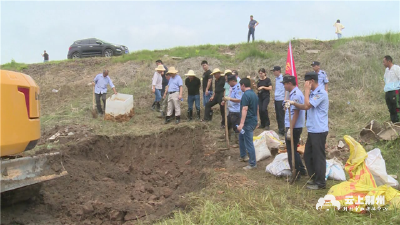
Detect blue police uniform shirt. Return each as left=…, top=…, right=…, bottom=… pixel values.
left=94, top=73, right=115, bottom=94
left=275, top=74, right=285, bottom=101
left=318, top=70, right=329, bottom=89
left=285, top=86, right=305, bottom=128
left=167, top=75, right=183, bottom=92
left=228, top=83, right=242, bottom=112
left=306, top=85, right=329, bottom=133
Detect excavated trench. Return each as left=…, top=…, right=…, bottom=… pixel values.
left=1, top=127, right=226, bottom=224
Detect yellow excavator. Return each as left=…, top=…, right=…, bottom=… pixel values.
left=1, top=70, right=67, bottom=194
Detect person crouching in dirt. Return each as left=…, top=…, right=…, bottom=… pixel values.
left=163, top=67, right=183, bottom=124
left=184, top=70, right=201, bottom=121
left=282, top=75, right=307, bottom=181
left=152, top=65, right=165, bottom=111
left=92, top=70, right=117, bottom=116
left=222, top=75, right=243, bottom=148
left=203, top=68, right=226, bottom=128
left=287, top=72, right=329, bottom=190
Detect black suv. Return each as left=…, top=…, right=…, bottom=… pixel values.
left=67, top=38, right=129, bottom=59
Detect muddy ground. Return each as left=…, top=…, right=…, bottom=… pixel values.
left=1, top=126, right=230, bottom=225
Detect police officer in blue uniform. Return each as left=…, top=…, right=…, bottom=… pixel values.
left=272, top=66, right=286, bottom=136
left=222, top=75, right=243, bottom=147
left=282, top=76, right=307, bottom=180
left=288, top=72, right=329, bottom=190
left=311, top=61, right=329, bottom=92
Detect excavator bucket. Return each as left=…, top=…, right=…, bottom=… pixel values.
left=1, top=152, right=68, bottom=193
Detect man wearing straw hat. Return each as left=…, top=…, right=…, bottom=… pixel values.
left=163, top=67, right=183, bottom=124
left=204, top=68, right=226, bottom=128
left=152, top=65, right=165, bottom=111
left=184, top=70, right=201, bottom=121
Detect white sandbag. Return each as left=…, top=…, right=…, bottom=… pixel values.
left=264, top=130, right=283, bottom=149
left=253, top=132, right=271, bottom=162
left=365, top=148, right=399, bottom=188
left=265, top=153, right=291, bottom=177
left=325, top=158, right=346, bottom=181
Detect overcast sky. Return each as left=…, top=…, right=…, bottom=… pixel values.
left=1, top=1, right=399, bottom=64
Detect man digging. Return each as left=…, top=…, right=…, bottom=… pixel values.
left=282, top=75, right=307, bottom=181
left=287, top=72, right=329, bottom=190
left=222, top=75, right=243, bottom=148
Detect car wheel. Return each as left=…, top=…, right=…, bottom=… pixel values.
left=104, top=49, right=113, bottom=57
left=72, top=52, right=80, bottom=59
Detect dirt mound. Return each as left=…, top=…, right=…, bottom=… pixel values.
left=38, top=124, right=94, bottom=146
left=1, top=126, right=225, bottom=224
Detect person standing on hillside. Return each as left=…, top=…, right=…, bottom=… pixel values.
left=237, top=78, right=259, bottom=170
left=159, top=73, right=172, bottom=118
left=41, top=50, right=49, bottom=62
left=311, top=61, right=329, bottom=92
left=288, top=72, right=329, bottom=190
left=163, top=67, right=183, bottom=124
left=184, top=70, right=201, bottom=121
left=248, top=15, right=259, bottom=43
left=92, top=70, right=118, bottom=116
left=383, top=55, right=400, bottom=123
left=154, top=60, right=168, bottom=110
left=282, top=75, right=307, bottom=180
left=222, top=75, right=243, bottom=147
left=202, top=60, right=213, bottom=106
left=256, top=68, right=272, bottom=130
left=272, top=66, right=285, bottom=136
left=333, top=19, right=345, bottom=39
left=152, top=65, right=164, bottom=111
left=204, top=68, right=225, bottom=127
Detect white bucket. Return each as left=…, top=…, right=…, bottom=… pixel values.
left=105, top=93, right=134, bottom=121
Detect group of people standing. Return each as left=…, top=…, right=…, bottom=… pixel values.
left=150, top=59, right=331, bottom=190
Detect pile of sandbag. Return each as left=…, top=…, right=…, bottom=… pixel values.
left=253, top=132, right=272, bottom=162
left=327, top=136, right=400, bottom=212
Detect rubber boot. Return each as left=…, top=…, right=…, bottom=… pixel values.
left=156, top=102, right=161, bottom=112
left=196, top=109, right=200, bottom=121
left=189, top=110, right=193, bottom=121
left=209, top=110, right=213, bottom=121
left=176, top=116, right=180, bottom=124
left=151, top=102, right=156, bottom=111
left=164, top=116, right=171, bottom=124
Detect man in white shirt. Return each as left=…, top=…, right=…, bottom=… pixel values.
left=333, top=19, right=345, bottom=39
left=383, top=55, right=400, bottom=123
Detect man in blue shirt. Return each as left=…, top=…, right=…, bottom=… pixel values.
left=237, top=78, right=259, bottom=170
left=272, top=66, right=285, bottom=136
left=247, top=15, right=259, bottom=43
left=311, top=61, right=329, bottom=92
left=92, top=70, right=117, bottom=116
left=222, top=75, right=243, bottom=147
left=163, top=67, right=183, bottom=124
left=282, top=75, right=306, bottom=181
left=289, top=72, right=329, bottom=190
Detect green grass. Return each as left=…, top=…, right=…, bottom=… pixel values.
left=1, top=59, right=28, bottom=71
left=334, top=32, right=400, bottom=48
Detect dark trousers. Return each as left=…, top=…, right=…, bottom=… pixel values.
left=275, top=100, right=285, bottom=134
left=259, top=97, right=270, bottom=127
left=95, top=93, right=107, bottom=114
left=228, top=112, right=241, bottom=133
left=285, top=128, right=306, bottom=174
left=304, top=132, right=328, bottom=187
left=248, top=29, right=255, bottom=42
left=204, top=92, right=225, bottom=125
left=385, top=91, right=399, bottom=123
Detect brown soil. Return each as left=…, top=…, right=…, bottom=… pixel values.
left=105, top=108, right=135, bottom=122
left=1, top=126, right=226, bottom=224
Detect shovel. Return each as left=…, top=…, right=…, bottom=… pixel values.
left=288, top=106, right=298, bottom=184
left=91, top=85, right=98, bottom=118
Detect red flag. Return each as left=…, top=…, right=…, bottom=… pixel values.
left=285, top=41, right=298, bottom=86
